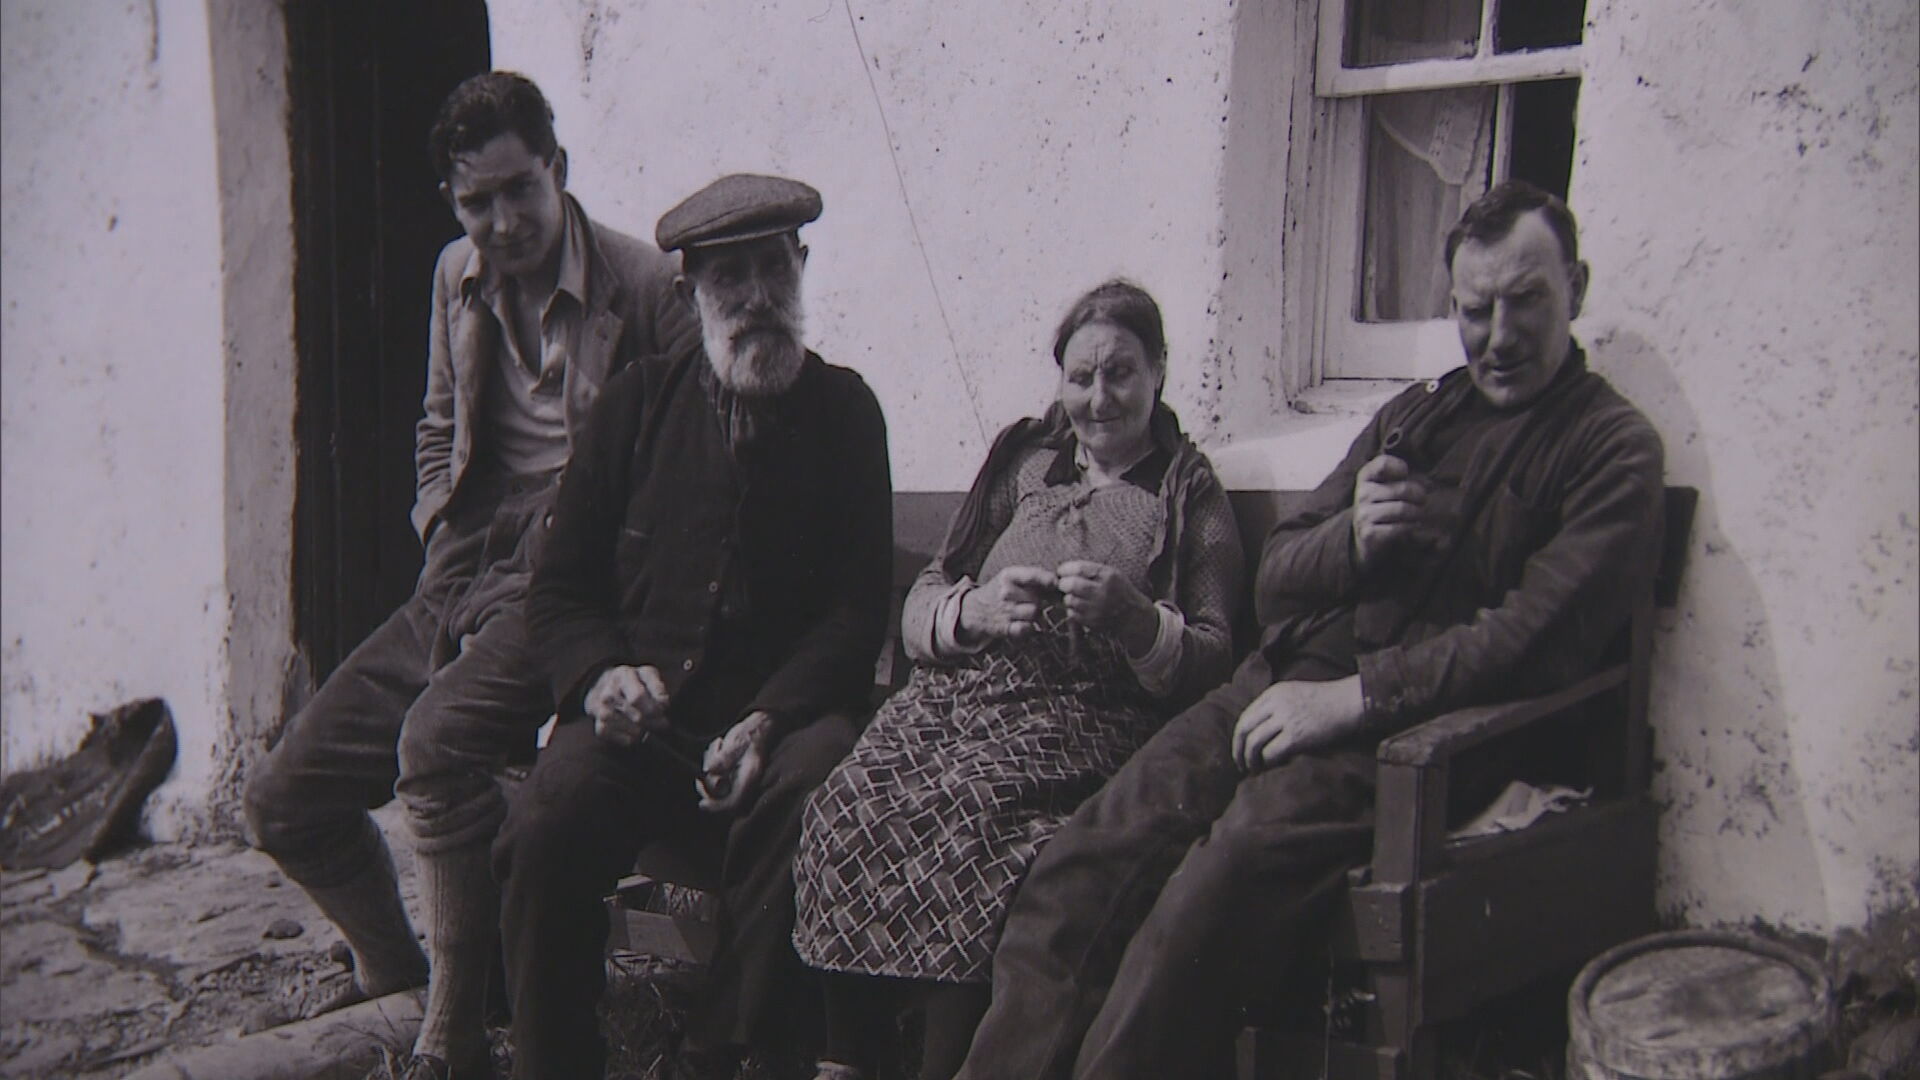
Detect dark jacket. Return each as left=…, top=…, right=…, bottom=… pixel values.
left=528, top=345, right=893, bottom=741
left=1256, top=347, right=1665, bottom=728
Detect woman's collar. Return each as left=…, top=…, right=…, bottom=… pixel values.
left=1046, top=436, right=1170, bottom=492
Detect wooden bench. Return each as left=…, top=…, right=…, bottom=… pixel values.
left=610, top=484, right=1697, bottom=1080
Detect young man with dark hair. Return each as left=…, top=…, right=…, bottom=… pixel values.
left=244, top=71, right=696, bottom=1080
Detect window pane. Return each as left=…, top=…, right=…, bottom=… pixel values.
left=1358, top=86, right=1496, bottom=322
left=1496, top=0, right=1588, bottom=52
left=1507, top=78, right=1581, bottom=198
left=1347, top=0, right=1481, bottom=67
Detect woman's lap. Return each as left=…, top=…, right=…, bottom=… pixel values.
left=794, top=660, right=1153, bottom=981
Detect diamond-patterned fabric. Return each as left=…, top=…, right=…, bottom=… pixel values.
left=792, top=465, right=1164, bottom=983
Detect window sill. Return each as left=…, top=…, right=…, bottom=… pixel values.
left=1293, top=378, right=1415, bottom=418
left=1209, top=378, right=1413, bottom=491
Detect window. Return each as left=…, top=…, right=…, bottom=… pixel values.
left=1308, top=0, right=1586, bottom=382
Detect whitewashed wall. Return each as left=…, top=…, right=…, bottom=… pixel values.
left=0, top=0, right=295, bottom=836
left=488, top=0, right=1917, bottom=934
left=1575, top=0, right=1919, bottom=931
left=488, top=0, right=1245, bottom=491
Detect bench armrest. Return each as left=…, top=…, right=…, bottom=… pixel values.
left=1376, top=664, right=1628, bottom=768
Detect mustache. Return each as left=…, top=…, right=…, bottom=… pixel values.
left=719, top=310, right=801, bottom=350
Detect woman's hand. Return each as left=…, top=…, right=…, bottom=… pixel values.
left=958, top=565, right=1060, bottom=642
left=1056, top=560, right=1158, bottom=656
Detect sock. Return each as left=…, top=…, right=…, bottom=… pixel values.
left=303, top=839, right=430, bottom=998
left=412, top=841, right=496, bottom=1067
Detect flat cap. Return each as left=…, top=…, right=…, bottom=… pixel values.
left=656, top=174, right=823, bottom=252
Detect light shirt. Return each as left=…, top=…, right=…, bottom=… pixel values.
left=466, top=199, right=591, bottom=478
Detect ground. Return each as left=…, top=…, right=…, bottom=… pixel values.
left=0, top=806, right=806, bottom=1080
left=3, top=807, right=1911, bottom=1079
left=0, top=808, right=415, bottom=1079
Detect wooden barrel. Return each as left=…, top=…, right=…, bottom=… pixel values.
left=1568, top=930, right=1835, bottom=1080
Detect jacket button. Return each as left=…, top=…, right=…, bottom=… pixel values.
left=682, top=659, right=695, bottom=672
left=707, top=581, right=721, bottom=594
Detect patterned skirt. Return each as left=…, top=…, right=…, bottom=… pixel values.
left=791, top=606, right=1157, bottom=983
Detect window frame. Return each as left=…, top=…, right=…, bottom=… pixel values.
left=1305, top=0, right=1584, bottom=384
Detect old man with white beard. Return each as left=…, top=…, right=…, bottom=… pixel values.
left=492, top=174, right=894, bottom=1080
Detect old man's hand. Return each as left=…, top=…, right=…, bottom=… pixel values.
left=585, top=664, right=670, bottom=748
left=1231, top=675, right=1366, bottom=772
left=697, top=710, right=775, bottom=813
left=959, top=565, right=1060, bottom=642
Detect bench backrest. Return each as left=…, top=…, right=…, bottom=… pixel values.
left=882, top=486, right=1696, bottom=686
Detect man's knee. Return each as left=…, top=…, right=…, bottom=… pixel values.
left=491, top=734, right=608, bottom=884
left=395, top=677, right=537, bottom=849
left=1067, top=701, right=1237, bottom=844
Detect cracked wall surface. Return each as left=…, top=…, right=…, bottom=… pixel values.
left=0, top=0, right=295, bottom=839
left=0, top=0, right=231, bottom=837
left=1577, top=0, right=1919, bottom=930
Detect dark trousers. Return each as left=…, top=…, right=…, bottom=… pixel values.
left=493, top=710, right=859, bottom=1080
left=244, top=478, right=556, bottom=885
left=956, top=652, right=1377, bottom=1080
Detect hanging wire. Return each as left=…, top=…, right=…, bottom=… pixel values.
left=841, top=0, right=992, bottom=444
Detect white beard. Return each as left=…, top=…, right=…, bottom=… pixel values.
left=698, top=286, right=807, bottom=397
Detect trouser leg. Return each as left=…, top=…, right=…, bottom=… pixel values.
left=1072, top=747, right=1376, bottom=1080
left=822, top=972, right=899, bottom=1075
left=691, top=712, right=859, bottom=1054
left=954, top=655, right=1272, bottom=1080
left=242, top=504, right=490, bottom=998
left=494, top=716, right=708, bottom=1080
left=919, top=982, right=990, bottom=1080
left=396, top=604, right=552, bottom=1066
left=820, top=974, right=986, bottom=1080
left=243, top=599, right=438, bottom=996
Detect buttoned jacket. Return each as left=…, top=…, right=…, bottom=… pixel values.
left=528, top=345, right=894, bottom=740
left=410, top=196, right=697, bottom=540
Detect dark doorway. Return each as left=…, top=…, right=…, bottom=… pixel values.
left=286, top=0, right=490, bottom=680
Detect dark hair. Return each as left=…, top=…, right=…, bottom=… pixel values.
left=1050, top=279, right=1167, bottom=373
left=1443, top=179, right=1580, bottom=270
left=428, top=72, right=559, bottom=181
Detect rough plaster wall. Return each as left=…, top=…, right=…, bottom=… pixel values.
left=1577, top=0, right=1920, bottom=931
left=487, top=0, right=1239, bottom=490
left=1, top=0, right=231, bottom=836
left=207, top=0, right=296, bottom=815
left=1214, top=0, right=1300, bottom=441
